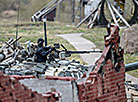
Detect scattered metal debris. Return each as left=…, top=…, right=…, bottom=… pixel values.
left=0, top=37, right=102, bottom=79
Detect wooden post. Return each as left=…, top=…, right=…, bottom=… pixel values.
left=107, top=1, right=120, bottom=27
left=68, top=0, right=71, bottom=23
left=72, top=0, right=75, bottom=23
left=70, top=0, right=72, bottom=23
left=79, top=0, right=83, bottom=22
left=89, top=11, right=98, bottom=28
left=110, top=2, right=130, bottom=27
left=58, top=1, right=61, bottom=21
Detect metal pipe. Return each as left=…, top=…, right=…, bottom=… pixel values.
left=43, top=17, right=47, bottom=46
left=125, top=62, right=138, bottom=72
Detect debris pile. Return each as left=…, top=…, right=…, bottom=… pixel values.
left=0, top=37, right=91, bottom=79
left=120, top=24, right=138, bottom=54
left=125, top=80, right=138, bottom=101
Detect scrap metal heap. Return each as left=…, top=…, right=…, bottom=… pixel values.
left=0, top=25, right=127, bottom=102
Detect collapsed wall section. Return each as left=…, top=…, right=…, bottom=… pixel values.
left=19, top=77, right=79, bottom=102
left=77, top=25, right=127, bottom=102
left=0, top=72, right=61, bottom=102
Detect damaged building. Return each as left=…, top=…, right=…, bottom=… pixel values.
left=0, top=25, right=127, bottom=102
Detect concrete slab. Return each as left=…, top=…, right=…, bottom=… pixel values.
left=126, top=73, right=138, bottom=84
left=20, top=79, right=79, bottom=102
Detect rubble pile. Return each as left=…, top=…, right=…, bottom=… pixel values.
left=120, top=24, right=138, bottom=54
left=0, top=37, right=91, bottom=79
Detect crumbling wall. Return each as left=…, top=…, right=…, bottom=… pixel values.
left=77, top=25, right=127, bottom=102
left=0, top=72, right=61, bottom=102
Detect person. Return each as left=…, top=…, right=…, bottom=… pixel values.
left=34, top=38, right=54, bottom=62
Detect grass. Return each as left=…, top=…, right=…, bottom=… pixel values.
left=82, top=27, right=106, bottom=50
left=0, top=21, right=87, bottom=64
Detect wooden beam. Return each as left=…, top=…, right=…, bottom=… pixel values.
left=110, top=2, right=130, bottom=27
left=87, top=15, right=94, bottom=27
left=89, top=11, right=99, bottom=28
left=107, top=1, right=120, bottom=27
left=76, top=12, right=92, bottom=28
left=134, top=0, right=138, bottom=5
left=76, top=1, right=102, bottom=28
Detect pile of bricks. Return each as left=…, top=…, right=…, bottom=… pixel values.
left=0, top=25, right=127, bottom=102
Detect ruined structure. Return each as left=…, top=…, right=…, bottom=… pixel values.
left=0, top=25, right=127, bottom=102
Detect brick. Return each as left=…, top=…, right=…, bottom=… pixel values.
left=104, top=80, right=124, bottom=87
left=3, top=96, right=14, bottom=102
left=46, top=76, right=77, bottom=81
left=104, top=71, right=125, bottom=79
left=10, top=75, right=36, bottom=80
left=0, top=72, right=62, bottom=102
left=85, top=90, right=98, bottom=97
left=98, top=93, right=114, bottom=101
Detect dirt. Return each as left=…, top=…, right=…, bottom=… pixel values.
left=120, top=24, right=138, bottom=54
left=2, top=10, right=17, bottom=18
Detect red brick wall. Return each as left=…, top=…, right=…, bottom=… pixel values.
left=77, top=25, right=127, bottom=102
left=0, top=72, right=60, bottom=102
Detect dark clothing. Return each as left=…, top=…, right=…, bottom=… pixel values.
left=35, top=46, right=52, bottom=62
left=37, top=38, right=44, bottom=47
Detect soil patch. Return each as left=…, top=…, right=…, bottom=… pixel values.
left=120, top=24, right=138, bottom=54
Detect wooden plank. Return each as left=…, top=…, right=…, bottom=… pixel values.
left=4, top=42, right=14, bottom=50
left=110, top=2, right=130, bottom=27
left=107, top=1, right=120, bottom=27
left=32, top=0, right=57, bottom=20
left=89, top=11, right=99, bottom=28
left=134, top=0, right=138, bottom=5
left=87, top=15, right=93, bottom=27
left=76, top=12, right=93, bottom=28
left=0, top=38, right=13, bottom=52
left=58, top=0, right=61, bottom=21
left=76, top=1, right=102, bottom=28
